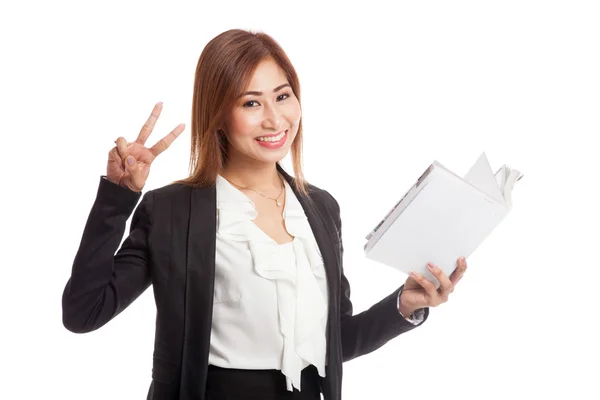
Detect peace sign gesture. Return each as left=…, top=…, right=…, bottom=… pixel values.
left=106, top=102, right=185, bottom=192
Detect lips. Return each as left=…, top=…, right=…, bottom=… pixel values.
left=254, top=130, right=288, bottom=149
left=255, top=130, right=286, bottom=139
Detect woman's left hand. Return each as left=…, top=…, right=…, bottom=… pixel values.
left=398, top=257, right=468, bottom=317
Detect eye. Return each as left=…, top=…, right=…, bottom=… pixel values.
left=242, top=92, right=291, bottom=108
left=243, top=100, right=259, bottom=108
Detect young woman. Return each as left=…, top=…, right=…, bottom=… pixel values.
left=62, top=28, right=467, bottom=400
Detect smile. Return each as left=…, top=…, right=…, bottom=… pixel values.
left=254, top=130, right=288, bottom=149
left=255, top=130, right=287, bottom=142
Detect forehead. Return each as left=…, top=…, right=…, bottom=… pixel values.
left=246, top=58, right=288, bottom=89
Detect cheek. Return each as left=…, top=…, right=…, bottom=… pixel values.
left=229, top=111, right=262, bottom=136
left=287, top=102, right=302, bottom=126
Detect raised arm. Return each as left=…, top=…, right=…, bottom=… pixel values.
left=62, top=179, right=152, bottom=333
left=62, top=102, right=184, bottom=333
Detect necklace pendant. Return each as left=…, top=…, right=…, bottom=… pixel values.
left=276, top=200, right=281, bottom=207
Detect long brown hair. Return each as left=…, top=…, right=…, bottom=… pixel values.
left=173, top=29, right=310, bottom=197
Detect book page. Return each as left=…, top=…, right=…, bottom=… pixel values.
left=495, top=166, right=523, bottom=209
left=463, top=152, right=505, bottom=204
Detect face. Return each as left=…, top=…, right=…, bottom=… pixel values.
left=222, top=57, right=302, bottom=166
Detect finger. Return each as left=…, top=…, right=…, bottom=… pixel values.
left=124, top=155, right=143, bottom=192
left=107, top=147, right=125, bottom=172
left=136, top=102, right=163, bottom=145
left=449, top=257, right=468, bottom=286
left=115, top=137, right=129, bottom=164
left=410, top=272, right=440, bottom=305
left=427, top=263, right=454, bottom=300
left=150, top=123, right=185, bottom=157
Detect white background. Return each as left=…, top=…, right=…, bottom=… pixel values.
left=1, top=0, right=599, bottom=399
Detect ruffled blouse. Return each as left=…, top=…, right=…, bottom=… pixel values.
left=208, top=173, right=329, bottom=392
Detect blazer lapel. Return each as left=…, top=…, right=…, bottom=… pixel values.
left=180, top=183, right=217, bottom=399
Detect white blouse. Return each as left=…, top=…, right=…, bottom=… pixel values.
left=208, top=174, right=329, bottom=392
left=208, top=173, right=424, bottom=392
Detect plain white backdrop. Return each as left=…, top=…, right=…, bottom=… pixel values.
left=1, top=0, right=599, bottom=399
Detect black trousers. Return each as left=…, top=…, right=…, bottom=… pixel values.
left=206, top=364, right=322, bottom=400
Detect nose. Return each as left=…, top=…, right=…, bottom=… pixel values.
left=261, top=103, right=283, bottom=130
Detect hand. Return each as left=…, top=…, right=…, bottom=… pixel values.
left=398, top=257, right=468, bottom=317
left=107, top=102, right=185, bottom=192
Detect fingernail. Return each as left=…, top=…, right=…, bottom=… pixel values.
left=410, top=272, right=418, bottom=279
left=127, top=156, right=134, bottom=165
left=427, top=263, right=435, bottom=270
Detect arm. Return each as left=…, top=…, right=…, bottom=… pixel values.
left=62, top=176, right=153, bottom=333
left=324, top=191, right=429, bottom=363
left=339, top=274, right=429, bottom=362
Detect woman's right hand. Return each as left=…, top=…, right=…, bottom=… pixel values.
left=107, top=102, right=185, bottom=192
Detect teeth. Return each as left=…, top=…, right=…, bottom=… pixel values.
left=256, top=131, right=285, bottom=142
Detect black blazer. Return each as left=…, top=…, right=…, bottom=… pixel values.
left=62, top=163, right=429, bottom=400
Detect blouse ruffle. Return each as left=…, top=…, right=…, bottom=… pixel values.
left=215, top=174, right=328, bottom=392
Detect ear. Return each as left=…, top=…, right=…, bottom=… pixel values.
left=217, top=129, right=229, bottom=144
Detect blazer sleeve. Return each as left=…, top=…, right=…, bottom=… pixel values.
left=62, top=176, right=153, bottom=334
left=323, top=190, right=430, bottom=363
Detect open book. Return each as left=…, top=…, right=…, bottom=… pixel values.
left=364, top=153, right=523, bottom=288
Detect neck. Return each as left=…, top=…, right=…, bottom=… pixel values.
left=220, top=160, right=283, bottom=191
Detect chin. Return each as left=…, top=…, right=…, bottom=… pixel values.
left=253, top=150, right=290, bottom=164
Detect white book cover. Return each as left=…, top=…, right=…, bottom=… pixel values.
left=364, top=152, right=523, bottom=288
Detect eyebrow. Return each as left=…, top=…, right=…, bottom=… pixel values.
left=239, top=83, right=291, bottom=98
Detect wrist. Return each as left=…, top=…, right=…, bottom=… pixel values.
left=398, top=292, right=417, bottom=319
left=398, top=303, right=416, bottom=319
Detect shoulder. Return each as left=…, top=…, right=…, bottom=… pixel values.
left=300, top=180, right=341, bottom=224
left=310, top=185, right=339, bottom=212
left=149, top=180, right=214, bottom=200
left=150, top=181, right=196, bottom=197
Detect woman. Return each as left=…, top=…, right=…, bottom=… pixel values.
left=62, top=29, right=468, bottom=400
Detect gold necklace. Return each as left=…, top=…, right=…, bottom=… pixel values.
left=225, top=174, right=285, bottom=207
